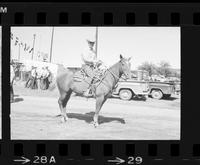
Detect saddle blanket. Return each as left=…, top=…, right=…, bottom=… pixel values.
left=73, top=68, right=106, bottom=83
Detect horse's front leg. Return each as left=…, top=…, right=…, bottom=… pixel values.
left=93, top=114, right=99, bottom=128
left=93, top=95, right=106, bottom=128
left=62, top=108, right=69, bottom=122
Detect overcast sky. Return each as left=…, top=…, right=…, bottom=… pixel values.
left=11, top=27, right=180, bottom=70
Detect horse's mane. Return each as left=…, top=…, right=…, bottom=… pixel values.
left=109, top=60, right=121, bottom=70
left=106, top=60, right=123, bottom=77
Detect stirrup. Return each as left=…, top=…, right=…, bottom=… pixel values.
left=84, top=88, right=94, bottom=97
left=83, top=89, right=91, bottom=97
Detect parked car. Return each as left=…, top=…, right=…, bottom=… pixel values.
left=149, top=81, right=174, bottom=99
left=174, top=81, right=181, bottom=95
left=112, top=79, right=149, bottom=101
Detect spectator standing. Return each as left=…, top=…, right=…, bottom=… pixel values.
left=25, top=66, right=34, bottom=88
left=41, top=66, right=50, bottom=90
left=31, top=67, right=37, bottom=89
left=39, top=67, right=46, bottom=90
left=45, top=66, right=51, bottom=90
left=36, top=67, right=43, bottom=90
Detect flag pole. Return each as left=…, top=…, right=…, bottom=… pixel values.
left=49, top=27, right=54, bottom=63
left=18, top=44, right=20, bottom=61
left=95, top=27, right=98, bottom=58
left=31, top=34, right=36, bottom=60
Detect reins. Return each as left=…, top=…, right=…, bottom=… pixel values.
left=79, top=61, right=129, bottom=92
left=106, top=68, right=127, bottom=81
left=94, top=63, right=127, bottom=89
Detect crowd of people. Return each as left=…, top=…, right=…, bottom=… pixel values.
left=10, top=61, right=54, bottom=102
left=25, top=66, right=52, bottom=90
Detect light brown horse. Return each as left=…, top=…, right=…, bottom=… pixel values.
left=56, top=55, right=132, bottom=127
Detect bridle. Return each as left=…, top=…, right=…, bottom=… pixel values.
left=106, top=61, right=130, bottom=81
left=83, top=60, right=130, bottom=89
left=107, top=69, right=126, bottom=81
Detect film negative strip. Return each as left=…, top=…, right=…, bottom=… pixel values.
left=0, top=2, right=200, bottom=165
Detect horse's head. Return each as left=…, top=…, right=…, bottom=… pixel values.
left=119, top=54, right=132, bottom=79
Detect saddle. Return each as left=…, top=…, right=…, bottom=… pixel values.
left=73, top=69, right=86, bottom=82
left=93, top=68, right=106, bottom=83
left=73, top=67, right=106, bottom=84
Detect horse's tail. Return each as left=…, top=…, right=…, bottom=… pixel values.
left=49, top=64, right=64, bottom=91
left=57, top=64, right=68, bottom=74
left=53, top=64, right=72, bottom=92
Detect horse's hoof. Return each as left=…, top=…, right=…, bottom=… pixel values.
left=93, top=122, right=99, bottom=128
left=61, top=117, right=68, bottom=123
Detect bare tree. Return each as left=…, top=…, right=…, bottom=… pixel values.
left=138, top=62, right=157, bottom=76
left=157, top=61, right=172, bottom=77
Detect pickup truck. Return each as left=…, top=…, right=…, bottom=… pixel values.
left=149, top=81, right=175, bottom=99
left=112, top=79, right=149, bottom=100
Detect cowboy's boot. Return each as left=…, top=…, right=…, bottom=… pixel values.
left=83, top=75, right=95, bottom=97
left=83, top=82, right=94, bottom=97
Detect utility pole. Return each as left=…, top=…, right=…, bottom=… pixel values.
left=31, top=34, right=36, bottom=60
left=49, top=27, right=54, bottom=63
left=18, top=44, right=20, bottom=61
left=95, top=27, right=98, bottom=58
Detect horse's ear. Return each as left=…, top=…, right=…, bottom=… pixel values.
left=120, top=54, right=123, bottom=60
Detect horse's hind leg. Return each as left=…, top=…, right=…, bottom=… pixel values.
left=58, top=95, right=66, bottom=123
left=58, top=90, right=72, bottom=123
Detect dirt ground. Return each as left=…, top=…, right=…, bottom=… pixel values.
left=11, top=83, right=180, bottom=140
